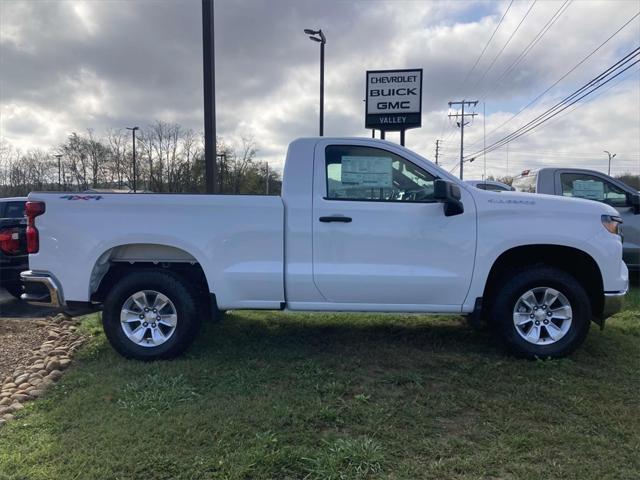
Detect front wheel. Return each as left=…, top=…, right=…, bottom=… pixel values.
left=490, top=266, right=591, bottom=359
left=102, top=270, right=201, bottom=360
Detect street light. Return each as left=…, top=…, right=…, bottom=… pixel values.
left=604, top=150, right=616, bottom=176
left=126, top=126, right=139, bottom=192
left=304, top=28, right=326, bottom=136
left=53, top=154, right=63, bottom=190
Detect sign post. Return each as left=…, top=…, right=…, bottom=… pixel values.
left=365, top=69, right=423, bottom=146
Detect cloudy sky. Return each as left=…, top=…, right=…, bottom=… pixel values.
left=1, top=0, right=639, bottom=179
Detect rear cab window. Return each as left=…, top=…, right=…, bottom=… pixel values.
left=325, top=145, right=436, bottom=202
left=478, top=183, right=510, bottom=192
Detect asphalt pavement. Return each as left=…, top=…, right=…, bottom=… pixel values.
left=0, top=287, right=60, bottom=318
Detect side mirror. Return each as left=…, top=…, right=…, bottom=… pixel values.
left=434, top=179, right=464, bottom=217
left=630, top=193, right=640, bottom=214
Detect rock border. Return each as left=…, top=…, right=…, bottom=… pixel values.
left=0, top=313, right=85, bottom=426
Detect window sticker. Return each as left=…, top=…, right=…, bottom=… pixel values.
left=341, top=156, right=393, bottom=188
left=572, top=180, right=605, bottom=200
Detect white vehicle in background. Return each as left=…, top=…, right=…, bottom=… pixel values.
left=465, top=180, right=514, bottom=192
left=513, top=168, right=640, bottom=271
left=21, top=138, right=627, bottom=361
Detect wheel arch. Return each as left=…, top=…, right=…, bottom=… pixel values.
left=482, top=244, right=605, bottom=323
left=89, top=243, right=211, bottom=302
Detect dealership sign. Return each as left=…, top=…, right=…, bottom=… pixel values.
left=365, top=69, right=423, bottom=131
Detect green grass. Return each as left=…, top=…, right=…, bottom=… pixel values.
left=1, top=287, right=639, bottom=480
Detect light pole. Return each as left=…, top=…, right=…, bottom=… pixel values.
left=126, top=126, right=139, bottom=192
left=304, top=28, right=326, bottom=136
left=53, top=154, right=63, bottom=190
left=604, top=150, right=616, bottom=176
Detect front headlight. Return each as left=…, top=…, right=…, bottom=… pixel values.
left=601, top=215, right=623, bottom=236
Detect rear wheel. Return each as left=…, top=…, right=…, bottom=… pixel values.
left=490, top=266, right=591, bottom=359
left=102, top=270, right=201, bottom=360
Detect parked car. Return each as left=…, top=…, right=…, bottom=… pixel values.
left=0, top=197, right=27, bottom=298
left=0, top=197, right=27, bottom=219
left=465, top=180, right=514, bottom=192
left=21, top=138, right=627, bottom=360
left=512, top=168, right=639, bottom=271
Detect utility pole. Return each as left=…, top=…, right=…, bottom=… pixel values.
left=448, top=100, right=478, bottom=180
left=604, top=150, right=616, bottom=176
left=202, top=0, right=217, bottom=193
left=53, top=154, right=63, bottom=190
left=434, top=140, right=442, bottom=165
left=265, top=162, right=269, bottom=195
left=506, top=143, right=509, bottom=177
left=126, top=126, right=139, bottom=192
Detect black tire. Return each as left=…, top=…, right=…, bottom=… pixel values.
left=3, top=283, right=23, bottom=299
left=102, top=269, right=201, bottom=360
left=489, top=266, right=591, bottom=359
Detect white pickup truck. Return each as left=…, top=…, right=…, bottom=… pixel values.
left=21, top=138, right=628, bottom=360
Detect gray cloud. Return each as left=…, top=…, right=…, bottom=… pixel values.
left=1, top=0, right=638, bottom=178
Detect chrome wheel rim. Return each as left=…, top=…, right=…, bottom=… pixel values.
left=513, top=287, right=572, bottom=346
left=120, top=290, right=177, bottom=347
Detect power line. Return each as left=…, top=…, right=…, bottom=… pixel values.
left=465, top=49, right=640, bottom=158
left=466, top=11, right=640, bottom=152
left=479, top=0, right=573, bottom=101
left=470, top=0, right=538, bottom=93
left=516, top=65, right=640, bottom=135
left=471, top=54, right=640, bottom=158
left=485, top=65, right=640, bottom=152
left=458, top=0, right=515, bottom=92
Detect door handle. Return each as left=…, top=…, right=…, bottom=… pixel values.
left=319, top=216, right=352, bottom=223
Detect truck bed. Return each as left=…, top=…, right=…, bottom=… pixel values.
left=26, top=193, right=285, bottom=309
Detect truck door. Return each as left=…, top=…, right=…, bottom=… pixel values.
left=556, top=170, right=639, bottom=268
left=311, top=141, right=476, bottom=309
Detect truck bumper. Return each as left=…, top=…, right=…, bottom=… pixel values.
left=20, top=270, right=65, bottom=307
left=602, top=289, right=626, bottom=320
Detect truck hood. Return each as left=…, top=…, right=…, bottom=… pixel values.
left=469, top=188, right=619, bottom=217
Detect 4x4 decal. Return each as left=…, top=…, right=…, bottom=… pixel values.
left=60, top=195, right=103, bottom=201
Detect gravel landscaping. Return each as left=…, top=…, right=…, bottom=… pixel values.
left=0, top=318, right=50, bottom=382
left=0, top=314, right=86, bottom=426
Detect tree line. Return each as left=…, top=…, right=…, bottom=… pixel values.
left=0, top=121, right=281, bottom=197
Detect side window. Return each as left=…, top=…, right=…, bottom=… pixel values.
left=486, top=185, right=507, bottom=192
left=4, top=202, right=25, bottom=218
left=325, top=145, right=436, bottom=202
left=560, top=173, right=628, bottom=207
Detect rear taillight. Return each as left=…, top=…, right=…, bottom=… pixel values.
left=0, top=227, right=21, bottom=255
left=25, top=201, right=45, bottom=254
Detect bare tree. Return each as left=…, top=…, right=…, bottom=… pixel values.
left=0, top=124, right=281, bottom=197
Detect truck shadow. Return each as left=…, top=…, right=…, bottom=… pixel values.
left=192, top=311, right=502, bottom=363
